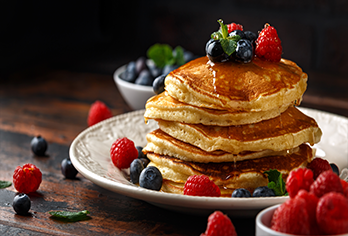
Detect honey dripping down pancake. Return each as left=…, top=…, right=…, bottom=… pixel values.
left=157, top=106, right=322, bottom=154
left=165, top=56, right=307, bottom=112
left=144, top=92, right=292, bottom=126
left=143, top=129, right=299, bottom=163
left=147, top=144, right=314, bottom=196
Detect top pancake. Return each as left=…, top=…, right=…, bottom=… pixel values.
left=165, top=56, right=307, bottom=112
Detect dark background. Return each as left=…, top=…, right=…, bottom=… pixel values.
left=1, top=0, right=348, bottom=78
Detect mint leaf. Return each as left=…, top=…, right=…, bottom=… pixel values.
left=220, top=38, right=237, bottom=56
left=0, top=181, right=12, bottom=189
left=147, top=44, right=174, bottom=68
left=49, top=210, right=90, bottom=222
left=264, top=169, right=287, bottom=196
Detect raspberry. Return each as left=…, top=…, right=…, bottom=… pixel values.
left=201, top=211, right=237, bottom=236
left=226, top=22, right=243, bottom=33
left=307, top=157, right=332, bottom=179
left=255, top=23, right=282, bottom=62
left=110, top=137, right=138, bottom=169
left=310, top=170, right=343, bottom=198
left=183, top=175, right=221, bottom=197
left=13, top=163, right=42, bottom=194
left=296, top=190, right=321, bottom=234
left=271, top=195, right=311, bottom=235
left=286, top=168, right=314, bottom=198
left=87, top=100, right=112, bottom=127
left=316, top=192, right=348, bottom=235
left=341, top=179, right=348, bottom=198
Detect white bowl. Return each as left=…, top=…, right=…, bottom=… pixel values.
left=113, top=64, right=156, bottom=110
left=256, top=204, right=348, bottom=236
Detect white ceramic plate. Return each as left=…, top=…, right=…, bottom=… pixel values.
left=69, top=108, right=348, bottom=216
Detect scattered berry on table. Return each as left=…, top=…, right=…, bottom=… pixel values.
left=61, top=158, right=78, bottom=179
left=316, top=192, right=348, bottom=235
left=252, top=186, right=275, bottom=197
left=183, top=175, right=221, bottom=197
left=87, top=100, right=112, bottom=127
left=226, top=22, right=243, bottom=33
left=255, top=23, right=282, bottom=62
left=201, top=211, right=237, bottom=236
left=286, top=167, right=314, bottom=198
left=110, top=137, right=138, bottom=169
left=152, top=74, right=166, bottom=95
left=31, top=135, right=47, bottom=156
left=13, top=193, right=31, bottom=215
left=13, top=163, right=42, bottom=194
left=130, top=159, right=144, bottom=184
left=330, top=163, right=339, bottom=175
left=307, top=157, right=332, bottom=179
left=310, top=170, right=343, bottom=198
left=271, top=192, right=311, bottom=235
left=231, top=188, right=251, bottom=198
left=139, top=166, right=163, bottom=191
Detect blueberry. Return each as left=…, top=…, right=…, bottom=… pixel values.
left=147, top=63, right=163, bottom=78
left=235, top=39, right=253, bottom=63
left=135, top=56, right=148, bottom=75
left=253, top=186, right=275, bottom=197
left=121, top=61, right=137, bottom=83
left=135, top=69, right=154, bottom=86
left=61, top=158, right=78, bottom=179
left=231, top=188, right=252, bottom=198
left=130, top=159, right=144, bottom=184
left=139, top=158, right=150, bottom=167
left=244, top=31, right=257, bottom=43
left=162, top=64, right=179, bottom=76
left=229, top=29, right=245, bottom=39
left=206, top=40, right=226, bottom=62
left=183, top=50, right=196, bottom=62
left=139, top=166, right=163, bottom=191
left=31, top=135, right=47, bottom=156
left=205, top=38, right=215, bottom=53
left=330, top=163, right=339, bottom=175
left=136, top=146, right=146, bottom=159
left=153, top=74, right=166, bottom=95
left=13, top=193, right=31, bottom=215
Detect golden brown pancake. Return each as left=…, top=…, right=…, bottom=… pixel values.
left=157, top=106, right=322, bottom=153
left=143, top=129, right=299, bottom=163
left=165, top=56, right=307, bottom=112
left=144, top=92, right=291, bottom=126
left=147, top=144, right=313, bottom=196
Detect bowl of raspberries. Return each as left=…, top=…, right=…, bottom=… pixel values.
left=256, top=158, right=348, bottom=236
left=113, top=43, right=196, bottom=110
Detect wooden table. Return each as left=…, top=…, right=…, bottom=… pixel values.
left=1, top=62, right=347, bottom=235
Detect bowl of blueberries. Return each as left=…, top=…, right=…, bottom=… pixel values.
left=113, top=44, right=196, bottom=110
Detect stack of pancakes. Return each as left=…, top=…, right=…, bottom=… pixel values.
left=143, top=56, right=322, bottom=197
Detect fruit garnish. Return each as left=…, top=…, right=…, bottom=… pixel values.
left=286, top=167, right=313, bottom=198
left=139, top=166, right=163, bottom=191
left=130, top=159, right=144, bottom=184
left=226, top=22, right=243, bottom=33
left=231, top=188, right=251, bottom=198
left=31, top=135, right=48, bottom=156
left=147, top=44, right=185, bottom=69
left=211, top=19, right=241, bottom=57
left=201, top=211, right=237, bottom=236
left=13, top=163, right=42, bottom=194
left=183, top=175, right=221, bottom=197
left=13, top=193, right=31, bottom=216
left=61, top=158, right=78, bottom=179
left=49, top=210, right=90, bottom=222
left=264, top=169, right=287, bottom=196
left=0, top=180, right=12, bottom=189
left=255, top=23, right=282, bottom=62
left=307, top=157, right=332, bottom=179
left=110, top=137, right=138, bottom=169
left=253, top=186, right=275, bottom=197
left=310, top=170, right=343, bottom=198
left=87, top=100, right=112, bottom=127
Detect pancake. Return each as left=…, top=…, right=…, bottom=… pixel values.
left=165, top=56, right=307, bottom=112
left=143, top=129, right=299, bottom=163
left=144, top=92, right=292, bottom=126
left=157, top=106, right=322, bottom=153
left=147, top=144, right=313, bottom=196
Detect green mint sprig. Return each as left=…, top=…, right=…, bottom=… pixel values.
left=147, top=44, right=185, bottom=68
left=211, top=19, right=241, bottom=56
left=264, top=169, right=288, bottom=196
left=0, top=180, right=12, bottom=189
left=49, top=210, right=90, bottom=222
